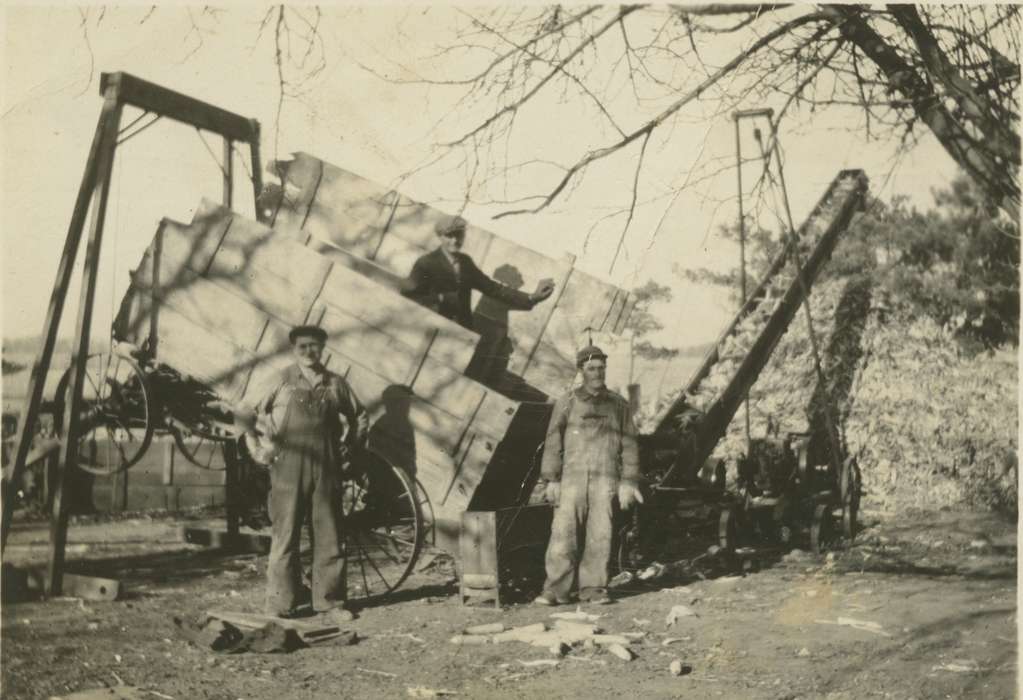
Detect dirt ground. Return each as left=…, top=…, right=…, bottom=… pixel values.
left=2, top=507, right=1017, bottom=700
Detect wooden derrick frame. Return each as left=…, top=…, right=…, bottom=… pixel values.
left=1, top=72, right=263, bottom=595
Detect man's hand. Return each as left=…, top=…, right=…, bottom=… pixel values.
left=617, top=481, right=644, bottom=510
left=530, top=278, right=556, bottom=304
left=544, top=481, right=561, bottom=506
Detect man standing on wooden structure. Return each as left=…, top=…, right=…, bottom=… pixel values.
left=401, top=215, right=556, bottom=329
left=535, top=345, right=644, bottom=606
left=244, top=325, right=368, bottom=622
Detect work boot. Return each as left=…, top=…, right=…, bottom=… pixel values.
left=533, top=590, right=567, bottom=606
left=317, top=604, right=356, bottom=624
left=578, top=587, right=612, bottom=605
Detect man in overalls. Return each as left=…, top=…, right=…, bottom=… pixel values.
left=535, top=345, right=644, bottom=606
left=246, top=325, right=368, bottom=622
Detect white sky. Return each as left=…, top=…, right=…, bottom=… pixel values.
left=1, top=4, right=960, bottom=353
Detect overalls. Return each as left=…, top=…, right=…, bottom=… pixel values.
left=540, top=387, right=640, bottom=601
left=265, top=374, right=346, bottom=615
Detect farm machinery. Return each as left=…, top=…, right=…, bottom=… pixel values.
left=6, top=73, right=866, bottom=605
left=619, top=170, right=868, bottom=572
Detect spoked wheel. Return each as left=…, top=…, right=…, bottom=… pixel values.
left=615, top=521, right=645, bottom=574
left=840, top=456, right=861, bottom=542
left=165, top=396, right=237, bottom=469
left=54, top=352, right=154, bottom=475
left=167, top=415, right=230, bottom=470
left=340, top=452, right=424, bottom=603
left=809, top=503, right=834, bottom=554
left=169, top=426, right=227, bottom=470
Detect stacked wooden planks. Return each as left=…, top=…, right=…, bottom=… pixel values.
left=266, top=152, right=635, bottom=400
left=114, top=202, right=522, bottom=550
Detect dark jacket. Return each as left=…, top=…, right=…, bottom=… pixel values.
left=401, top=248, right=534, bottom=329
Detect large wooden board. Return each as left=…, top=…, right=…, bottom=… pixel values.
left=117, top=205, right=527, bottom=554
left=269, top=152, right=634, bottom=399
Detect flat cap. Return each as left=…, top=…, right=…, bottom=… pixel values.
left=576, top=344, right=608, bottom=367
left=434, top=214, right=468, bottom=236
left=288, top=325, right=327, bottom=344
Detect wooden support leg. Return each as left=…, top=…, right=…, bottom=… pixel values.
left=223, top=137, right=233, bottom=209
left=224, top=441, right=240, bottom=537
left=48, top=83, right=124, bottom=596
left=248, top=126, right=264, bottom=222
left=1, top=86, right=111, bottom=554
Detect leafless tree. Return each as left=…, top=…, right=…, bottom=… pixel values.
left=379, top=4, right=1019, bottom=241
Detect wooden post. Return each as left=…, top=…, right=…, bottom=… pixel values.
left=1, top=94, right=110, bottom=553
left=223, top=442, right=240, bottom=537
left=161, top=438, right=175, bottom=486
left=734, top=115, right=752, bottom=450
left=248, top=121, right=264, bottom=222
left=48, top=82, right=125, bottom=596
left=4, top=71, right=262, bottom=579
left=223, top=137, right=234, bottom=209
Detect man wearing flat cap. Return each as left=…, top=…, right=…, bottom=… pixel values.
left=244, top=324, right=368, bottom=623
left=535, top=344, right=644, bottom=606
left=401, top=214, right=556, bottom=329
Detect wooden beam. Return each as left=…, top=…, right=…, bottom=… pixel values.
left=0, top=84, right=111, bottom=553
left=248, top=124, right=264, bottom=223
left=223, top=442, right=240, bottom=537
left=48, top=85, right=125, bottom=596
left=180, top=527, right=272, bottom=553
left=100, top=72, right=257, bottom=143
left=58, top=573, right=121, bottom=601
left=13, top=568, right=121, bottom=601
left=222, top=137, right=233, bottom=209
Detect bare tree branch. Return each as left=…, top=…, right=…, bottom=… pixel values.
left=442, top=6, right=642, bottom=148
left=492, top=11, right=829, bottom=219
left=608, top=130, right=651, bottom=274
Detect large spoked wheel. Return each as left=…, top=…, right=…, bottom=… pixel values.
left=54, top=352, right=155, bottom=475
left=340, top=452, right=424, bottom=603
left=169, top=425, right=227, bottom=470
left=840, top=456, right=861, bottom=542
left=166, top=400, right=236, bottom=470
left=615, top=521, right=645, bottom=574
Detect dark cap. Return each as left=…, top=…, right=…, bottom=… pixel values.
left=288, top=325, right=327, bottom=344
left=434, top=215, right=467, bottom=237
left=576, top=344, right=608, bottom=368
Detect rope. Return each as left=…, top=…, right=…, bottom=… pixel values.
left=194, top=127, right=230, bottom=180
left=231, top=142, right=254, bottom=182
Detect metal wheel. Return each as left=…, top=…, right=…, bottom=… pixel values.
left=810, top=503, right=833, bottom=554
left=840, top=456, right=861, bottom=542
left=340, top=451, right=424, bottom=603
left=615, top=521, right=645, bottom=574
left=168, top=422, right=228, bottom=470
left=54, top=352, right=155, bottom=475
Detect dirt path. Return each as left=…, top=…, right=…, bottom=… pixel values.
left=2, top=509, right=1016, bottom=700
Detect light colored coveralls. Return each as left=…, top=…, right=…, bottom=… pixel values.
left=540, top=385, right=640, bottom=600
left=252, top=364, right=367, bottom=615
